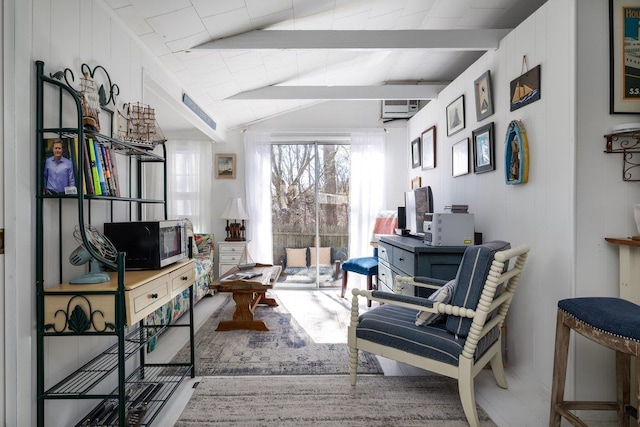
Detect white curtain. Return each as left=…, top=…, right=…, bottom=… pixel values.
left=243, top=131, right=273, bottom=264
left=155, top=140, right=213, bottom=232
left=349, top=131, right=386, bottom=259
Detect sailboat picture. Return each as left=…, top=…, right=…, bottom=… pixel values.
left=510, top=64, right=541, bottom=111
left=446, top=95, right=465, bottom=136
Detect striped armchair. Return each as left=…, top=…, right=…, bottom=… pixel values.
left=348, top=241, right=530, bottom=427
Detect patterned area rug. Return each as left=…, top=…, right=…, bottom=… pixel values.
left=176, top=375, right=497, bottom=426
left=171, top=293, right=382, bottom=375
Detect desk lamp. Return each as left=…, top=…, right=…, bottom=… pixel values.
left=221, top=197, right=249, bottom=241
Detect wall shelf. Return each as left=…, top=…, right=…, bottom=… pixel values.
left=604, top=130, right=640, bottom=181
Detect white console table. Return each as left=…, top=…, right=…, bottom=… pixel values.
left=605, top=237, right=640, bottom=304
left=605, top=237, right=640, bottom=415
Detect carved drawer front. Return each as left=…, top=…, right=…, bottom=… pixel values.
left=44, top=294, right=115, bottom=333
left=126, top=276, right=170, bottom=325
left=170, top=262, right=195, bottom=295
left=392, top=248, right=415, bottom=275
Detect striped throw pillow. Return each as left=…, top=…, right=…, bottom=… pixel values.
left=415, top=279, right=456, bottom=327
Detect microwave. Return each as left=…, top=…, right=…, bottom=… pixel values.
left=103, top=219, right=188, bottom=270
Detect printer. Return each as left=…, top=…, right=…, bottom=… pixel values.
left=423, top=213, right=474, bottom=246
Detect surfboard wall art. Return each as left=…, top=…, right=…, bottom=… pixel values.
left=505, top=120, right=529, bottom=185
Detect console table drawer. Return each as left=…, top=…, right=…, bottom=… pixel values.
left=127, top=277, right=170, bottom=324
left=170, top=262, right=195, bottom=295
left=392, top=248, right=414, bottom=275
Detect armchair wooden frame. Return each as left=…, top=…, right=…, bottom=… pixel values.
left=348, top=244, right=530, bottom=427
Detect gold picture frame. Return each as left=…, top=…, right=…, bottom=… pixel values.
left=215, top=153, right=236, bottom=179
left=411, top=176, right=422, bottom=190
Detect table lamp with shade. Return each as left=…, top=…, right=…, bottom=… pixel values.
left=221, top=197, right=249, bottom=241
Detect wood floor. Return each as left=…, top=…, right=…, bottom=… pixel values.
left=145, top=288, right=602, bottom=427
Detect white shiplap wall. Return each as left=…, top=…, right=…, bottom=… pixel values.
left=407, top=0, right=576, bottom=401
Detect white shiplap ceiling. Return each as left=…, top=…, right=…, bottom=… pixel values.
left=103, top=0, right=547, bottom=138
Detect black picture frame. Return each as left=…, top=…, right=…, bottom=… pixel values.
left=510, top=64, right=541, bottom=111
left=446, top=95, right=465, bottom=136
left=421, top=126, right=436, bottom=170
left=610, top=0, right=640, bottom=114
left=452, top=138, right=469, bottom=177
left=472, top=122, right=495, bottom=174
left=410, top=137, right=421, bottom=168
left=474, top=70, right=494, bottom=121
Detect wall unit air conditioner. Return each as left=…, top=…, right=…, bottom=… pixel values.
left=381, top=100, right=419, bottom=119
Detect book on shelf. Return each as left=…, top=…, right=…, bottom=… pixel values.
left=81, top=138, right=94, bottom=194
left=92, top=139, right=108, bottom=196
left=104, top=146, right=120, bottom=197
left=87, top=138, right=102, bottom=195
left=99, top=144, right=116, bottom=196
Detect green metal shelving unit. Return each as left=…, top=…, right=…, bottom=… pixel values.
left=35, top=60, right=195, bottom=427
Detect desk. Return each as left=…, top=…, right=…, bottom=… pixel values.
left=210, top=264, right=282, bottom=331
left=378, top=235, right=467, bottom=297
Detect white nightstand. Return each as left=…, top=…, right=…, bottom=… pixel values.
left=217, top=241, right=249, bottom=277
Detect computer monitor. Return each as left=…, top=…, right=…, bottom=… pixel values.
left=405, top=186, right=433, bottom=237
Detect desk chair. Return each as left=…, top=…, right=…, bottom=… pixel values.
left=340, top=211, right=397, bottom=307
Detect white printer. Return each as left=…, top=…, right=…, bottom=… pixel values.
left=423, top=213, right=474, bottom=246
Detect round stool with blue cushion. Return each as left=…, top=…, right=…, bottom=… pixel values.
left=550, top=297, right=640, bottom=426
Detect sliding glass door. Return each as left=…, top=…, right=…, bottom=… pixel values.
left=271, top=142, right=350, bottom=288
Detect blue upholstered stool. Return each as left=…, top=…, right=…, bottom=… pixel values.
left=550, top=297, right=640, bottom=426
left=341, top=249, right=378, bottom=307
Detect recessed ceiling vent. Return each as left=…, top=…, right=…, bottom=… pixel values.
left=381, top=100, right=419, bottom=119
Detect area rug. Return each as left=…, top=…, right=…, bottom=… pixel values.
left=175, top=375, right=497, bottom=426
left=170, top=294, right=382, bottom=375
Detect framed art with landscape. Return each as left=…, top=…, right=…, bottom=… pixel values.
left=446, top=95, right=465, bottom=136
left=411, top=137, right=421, bottom=168
left=472, top=122, right=495, bottom=174
left=421, top=126, right=436, bottom=170
left=215, top=153, right=236, bottom=179
left=610, top=0, right=640, bottom=113
left=474, top=71, right=494, bottom=121
left=452, top=138, right=469, bottom=177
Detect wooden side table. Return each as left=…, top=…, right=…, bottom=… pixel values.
left=210, top=264, right=282, bottom=331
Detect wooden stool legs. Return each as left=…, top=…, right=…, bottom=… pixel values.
left=341, top=271, right=374, bottom=307
left=549, top=309, right=638, bottom=426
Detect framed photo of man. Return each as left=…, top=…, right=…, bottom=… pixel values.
left=42, top=137, right=77, bottom=195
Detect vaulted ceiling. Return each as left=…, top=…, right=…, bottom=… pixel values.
left=104, top=0, right=547, bottom=139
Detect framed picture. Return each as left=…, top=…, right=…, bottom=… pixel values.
left=43, top=137, right=77, bottom=195
left=421, top=126, right=436, bottom=170
left=446, top=95, right=465, bottom=136
left=510, top=64, right=541, bottom=111
left=474, top=71, right=494, bottom=121
left=215, top=153, right=236, bottom=179
left=452, top=138, right=469, bottom=177
left=410, top=137, right=421, bottom=168
left=610, top=0, right=640, bottom=113
left=472, top=122, right=495, bottom=174
left=411, top=176, right=422, bottom=190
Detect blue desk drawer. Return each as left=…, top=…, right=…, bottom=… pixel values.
left=378, top=243, right=391, bottom=263
left=392, top=248, right=414, bottom=275
left=378, top=261, right=393, bottom=292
